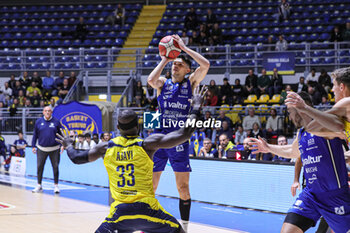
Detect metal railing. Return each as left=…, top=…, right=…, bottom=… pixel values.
left=0, top=108, right=43, bottom=135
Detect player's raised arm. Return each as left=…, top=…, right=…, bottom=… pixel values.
left=147, top=56, right=170, bottom=91
left=56, top=129, right=108, bottom=164
left=286, top=91, right=345, bottom=132
left=172, top=35, right=210, bottom=88
left=249, top=135, right=300, bottom=159
left=143, top=86, right=207, bottom=154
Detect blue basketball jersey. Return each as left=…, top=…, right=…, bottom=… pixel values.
left=156, top=78, right=192, bottom=133
left=298, top=128, right=349, bottom=193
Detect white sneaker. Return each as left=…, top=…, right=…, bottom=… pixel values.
left=54, top=186, right=60, bottom=194
left=32, top=185, right=43, bottom=193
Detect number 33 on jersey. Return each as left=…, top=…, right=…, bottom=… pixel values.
left=104, top=136, right=155, bottom=203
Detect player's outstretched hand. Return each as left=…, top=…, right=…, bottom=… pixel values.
left=191, top=85, right=208, bottom=110
left=248, top=136, right=269, bottom=154
left=291, top=181, right=301, bottom=197
left=285, top=91, right=307, bottom=111
left=55, top=128, right=74, bottom=149
left=172, top=34, right=186, bottom=50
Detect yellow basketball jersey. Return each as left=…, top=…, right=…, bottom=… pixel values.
left=344, top=120, right=350, bottom=144
left=104, top=136, right=154, bottom=204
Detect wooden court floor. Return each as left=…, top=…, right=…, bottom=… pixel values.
left=0, top=184, right=242, bottom=233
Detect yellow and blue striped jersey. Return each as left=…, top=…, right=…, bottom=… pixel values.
left=344, top=120, right=350, bottom=145
left=104, top=136, right=154, bottom=204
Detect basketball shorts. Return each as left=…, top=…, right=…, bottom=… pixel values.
left=95, top=197, right=181, bottom=233
left=153, top=140, right=191, bottom=172
left=286, top=186, right=350, bottom=233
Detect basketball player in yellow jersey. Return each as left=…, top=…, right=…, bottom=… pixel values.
left=56, top=86, right=207, bottom=233
left=286, top=67, right=350, bottom=144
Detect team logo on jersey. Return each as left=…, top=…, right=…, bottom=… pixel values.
left=335, top=206, right=345, bottom=215
left=307, top=138, right=315, bottom=146
left=143, top=111, right=161, bottom=129
left=180, top=88, right=188, bottom=95
left=49, top=123, right=55, bottom=128
left=294, top=200, right=303, bottom=206
left=41, top=123, right=44, bottom=126
left=308, top=174, right=317, bottom=184
left=176, top=145, right=184, bottom=152
left=183, top=82, right=188, bottom=88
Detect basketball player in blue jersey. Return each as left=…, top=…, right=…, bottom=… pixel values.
left=250, top=92, right=350, bottom=233
left=56, top=87, right=207, bottom=233
left=147, top=34, right=210, bottom=230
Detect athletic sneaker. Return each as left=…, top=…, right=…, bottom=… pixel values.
left=32, top=185, right=43, bottom=193
left=54, top=186, right=60, bottom=194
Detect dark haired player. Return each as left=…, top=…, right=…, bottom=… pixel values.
left=147, top=34, right=210, bottom=230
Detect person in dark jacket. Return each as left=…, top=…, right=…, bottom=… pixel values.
left=269, top=68, right=283, bottom=97
left=31, top=106, right=62, bottom=194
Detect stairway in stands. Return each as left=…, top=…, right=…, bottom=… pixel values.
left=114, top=5, right=166, bottom=70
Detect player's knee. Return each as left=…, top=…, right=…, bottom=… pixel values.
left=176, top=183, right=189, bottom=194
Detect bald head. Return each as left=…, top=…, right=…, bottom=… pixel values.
left=118, top=109, right=137, bottom=124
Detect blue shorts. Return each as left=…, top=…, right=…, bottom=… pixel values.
left=153, top=141, right=191, bottom=172
left=95, top=201, right=181, bottom=233
left=288, top=187, right=350, bottom=233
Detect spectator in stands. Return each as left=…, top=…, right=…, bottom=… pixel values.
left=208, top=80, right=219, bottom=97
left=181, top=32, right=189, bottom=46
left=232, top=78, right=244, bottom=104
left=199, top=24, right=210, bottom=38
left=102, top=132, right=111, bottom=142
left=305, top=68, right=318, bottom=86
left=257, top=69, right=271, bottom=96
left=245, top=69, right=258, bottom=96
left=39, top=100, right=46, bottom=108
left=204, top=89, right=218, bottom=106
left=133, top=81, right=144, bottom=107
left=217, top=110, right=233, bottom=128
left=14, top=131, right=27, bottom=157
left=199, top=111, right=213, bottom=138
left=265, top=108, right=282, bottom=138
left=185, top=7, right=198, bottom=31
left=53, top=71, right=65, bottom=96
left=19, top=71, right=32, bottom=89
left=8, top=74, right=16, bottom=90
left=342, top=22, right=350, bottom=42
left=49, top=97, right=57, bottom=108
left=275, top=35, right=288, bottom=51
left=198, top=138, right=217, bottom=158
left=106, top=3, right=125, bottom=26
left=58, top=79, right=70, bottom=103
left=292, top=76, right=307, bottom=93
left=272, top=135, right=291, bottom=162
left=84, top=132, right=96, bottom=150
left=190, top=31, right=200, bottom=46
left=8, top=98, right=19, bottom=116
left=0, top=91, right=5, bottom=106
left=266, top=35, right=275, bottom=51
left=242, top=107, right=261, bottom=133
left=42, top=71, right=55, bottom=100
left=268, top=68, right=283, bottom=97
left=27, top=81, right=42, bottom=97
left=215, top=133, right=236, bottom=159
left=210, top=23, right=223, bottom=45
left=13, top=80, right=25, bottom=98
left=145, top=83, right=157, bottom=110
left=330, top=26, right=343, bottom=42
left=2, top=145, right=21, bottom=171
left=206, top=9, right=217, bottom=29
left=318, top=69, right=332, bottom=94
left=1, top=82, right=12, bottom=98
left=68, top=71, right=77, bottom=87
left=18, top=90, right=26, bottom=107
left=280, top=85, right=292, bottom=104
left=318, top=95, right=331, bottom=111
left=77, top=134, right=89, bottom=150
left=30, top=90, right=41, bottom=107
left=199, top=31, right=208, bottom=46
left=249, top=122, right=263, bottom=139
left=31, top=72, right=42, bottom=89
left=93, top=133, right=99, bottom=145
left=277, top=0, right=291, bottom=21
left=220, top=77, right=233, bottom=105
left=218, top=120, right=233, bottom=140
left=234, top=124, right=247, bottom=145
left=308, top=85, right=322, bottom=105
left=75, top=17, right=88, bottom=42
